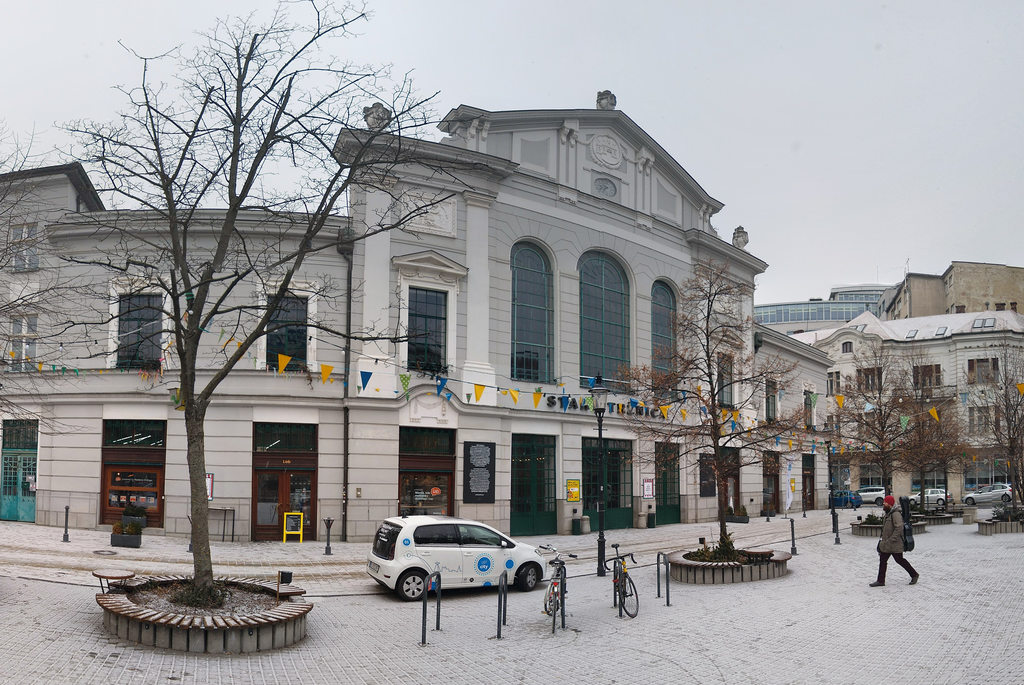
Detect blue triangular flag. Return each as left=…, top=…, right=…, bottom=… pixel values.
left=436, top=377, right=448, bottom=396
left=360, top=370, right=372, bottom=389
left=560, top=396, right=569, bottom=412
left=589, top=376, right=596, bottom=388
left=629, top=398, right=639, bottom=408
left=864, top=401, right=874, bottom=412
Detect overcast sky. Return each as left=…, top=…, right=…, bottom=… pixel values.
left=3, top=1, right=1021, bottom=304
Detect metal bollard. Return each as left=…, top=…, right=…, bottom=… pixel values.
left=420, top=572, right=441, bottom=646
left=323, top=517, right=334, bottom=556
left=790, top=518, right=797, bottom=555
left=833, top=510, right=841, bottom=545
left=62, top=505, right=70, bottom=543
left=656, top=551, right=671, bottom=606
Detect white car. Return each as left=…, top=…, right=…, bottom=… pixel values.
left=858, top=486, right=888, bottom=506
left=908, top=489, right=949, bottom=507
left=367, top=515, right=546, bottom=601
left=963, top=484, right=1013, bottom=506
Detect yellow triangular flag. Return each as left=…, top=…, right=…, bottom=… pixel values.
left=788, top=440, right=792, bottom=449
left=721, top=409, right=728, bottom=420
left=222, top=337, right=234, bottom=350
left=7, top=351, right=14, bottom=358
left=320, top=364, right=334, bottom=384
left=509, top=389, right=519, bottom=404
left=680, top=408, right=687, bottom=420
left=37, top=362, right=43, bottom=371
left=840, top=445, right=846, bottom=455
left=660, top=405, right=669, bottom=419
left=732, top=410, right=739, bottom=422
left=928, top=406, right=939, bottom=422
left=474, top=384, right=485, bottom=402
left=277, top=354, right=291, bottom=374
left=1017, top=383, right=1024, bottom=396
left=835, top=394, right=845, bottom=409
left=533, top=391, right=543, bottom=408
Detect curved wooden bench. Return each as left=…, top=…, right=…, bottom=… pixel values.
left=95, top=576, right=312, bottom=653
left=667, top=549, right=791, bottom=585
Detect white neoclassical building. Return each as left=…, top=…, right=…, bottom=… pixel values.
left=2, top=96, right=832, bottom=541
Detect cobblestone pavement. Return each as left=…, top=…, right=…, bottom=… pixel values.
left=2, top=508, right=1021, bottom=684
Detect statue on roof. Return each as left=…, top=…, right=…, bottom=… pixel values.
left=596, top=90, right=617, bottom=110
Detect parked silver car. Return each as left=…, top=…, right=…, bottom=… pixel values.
left=857, top=486, right=888, bottom=506
left=908, top=489, right=949, bottom=507
left=962, top=483, right=1013, bottom=506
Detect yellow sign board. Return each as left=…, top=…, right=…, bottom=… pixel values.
left=283, top=512, right=304, bottom=542
left=566, top=479, right=581, bottom=503
left=790, top=478, right=796, bottom=492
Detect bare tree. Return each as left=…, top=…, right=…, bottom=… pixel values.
left=58, top=2, right=466, bottom=601
left=623, top=260, right=803, bottom=547
left=832, top=340, right=912, bottom=495
left=984, top=339, right=1024, bottom=509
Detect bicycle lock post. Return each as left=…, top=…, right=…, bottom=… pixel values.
left=558, top=565, right=567, bottom=631
left=495, top=571, right=509, bottom=639
left=790, top=517, right=798, bottom=555
left=420, top=572, right=442, bottom=646
left=656, top=551, right=671, bottom=606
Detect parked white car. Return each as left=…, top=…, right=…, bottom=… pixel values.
left=963, top=484, right=1013, bottom=506
left=858, top=486, right=888, bottom=506
left=367, top=515, right=546, bottom=601
left=908, top=489, right=949, bottom=507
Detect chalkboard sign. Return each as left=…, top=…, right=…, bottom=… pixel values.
left=463, top=441, right=496, bottom=504
left=283, top=512, right=304, bottom=542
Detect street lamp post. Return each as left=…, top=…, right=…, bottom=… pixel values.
left=591, top=376, right=610, bottom=577
left=826, top=440, right=840, bottom=544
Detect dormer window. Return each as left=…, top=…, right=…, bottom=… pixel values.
left=905, top=329, right=918, bottom=339
left=934, top=326, right=947, bottom=336
left=842, top=342, right=853, bottom=354
left=972, top=318, right=996, bottom=329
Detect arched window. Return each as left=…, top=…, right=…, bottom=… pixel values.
left=510, top=243, right=553, bottom=381
left=651, top=281, right=675, bottom=372
left=842, top=341, right=853, bottom=354
left=579, top=252, right=629, bottom=381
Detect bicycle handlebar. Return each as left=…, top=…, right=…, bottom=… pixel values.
left=602, top=552, right=637, bottom=570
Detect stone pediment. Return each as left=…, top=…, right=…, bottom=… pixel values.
left=392, top=250, right=468, bottom=282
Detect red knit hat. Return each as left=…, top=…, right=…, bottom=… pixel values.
left=883, top=495, right=895, bottom=507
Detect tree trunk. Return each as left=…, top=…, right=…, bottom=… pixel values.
left=717, top=473, right=729, bottom=541
left=184, top=402, right=214, bottom=589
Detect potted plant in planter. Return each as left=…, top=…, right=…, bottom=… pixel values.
left=121, top=504, right=147, bottom=530
left=111, top=521, right=143, bottom=548
left=725, top=505, right=750, bottom=524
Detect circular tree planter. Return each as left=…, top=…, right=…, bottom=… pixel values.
left=851, top=521, right=927, bottom=537
left=667, top=548, right=792, bottom=585
left=95, top=576, right=312, bottom=653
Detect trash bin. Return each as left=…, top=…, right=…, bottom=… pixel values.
left=581, top=515, right=591, bottom=534
left=571, top=517, right=582, bottom=535
left=647, top=511, right=656, bottom=528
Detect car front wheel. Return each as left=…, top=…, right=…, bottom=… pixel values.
left=396, top=569, right=427, bottom=601
left=515, top=562, right=541, bottom=592
left=965, top=497, right=975, bottom=505
left=937, top=499, right=945, bottom=506
left=1002, top=494, right=1011, bottom=502
left=875, top=498, right=884, bottom=506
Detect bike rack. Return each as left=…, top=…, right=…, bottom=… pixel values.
left=614, top=559, right=624, bottom=617
left=420, top=572, right=442, bottom=646
left=656, top=551, right=671, bottom=606
left=495, top=571, right=509, bottom=639
left=557, top=565, right=567, bottom=632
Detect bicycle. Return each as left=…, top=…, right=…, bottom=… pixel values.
left=538, top=544, right=577, bottom=632
left=604, top=543, right=639, bottom=618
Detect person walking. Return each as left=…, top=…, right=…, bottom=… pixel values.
left=870, top=495, right=919, bottom=587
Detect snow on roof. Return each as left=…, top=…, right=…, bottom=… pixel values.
left=790, top=310, right=1024, bottom=346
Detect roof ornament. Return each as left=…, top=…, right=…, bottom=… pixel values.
left=362, top=102, right=393, bottom=131
left=596, top=90, right=617, bottom=110
left=732, top=225, right=749, bottom=250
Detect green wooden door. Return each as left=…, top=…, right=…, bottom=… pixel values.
left=510, top=435, right=556, bottom=536
left=655, top=442, right=681, bottom=525
left=1, top=420, right=38, bottom=522
left=582, top=438, right=633, bottom=530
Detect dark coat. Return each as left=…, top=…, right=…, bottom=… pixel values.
left=879, top=506, right=905, bottom=554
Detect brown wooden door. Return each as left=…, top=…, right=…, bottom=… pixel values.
left=252, top=470, right=316, bottom=541
left=802, top=472, right=815, bottom=510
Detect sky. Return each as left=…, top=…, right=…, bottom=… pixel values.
left=3, top=0, right=1022, bottom=304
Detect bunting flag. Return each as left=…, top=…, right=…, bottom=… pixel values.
left=436, top=377, right=448, bottom=396
left=864, top=401, right=875, bottom=412
left=929, top=406, right=939, bottom=422
left=474, top=384, right=485, bottom=402
left=900, top=415, right=910, bottom=430
left=775, top=436, right=781, bottom=446
left=533, top=392, right=543, bottom=408
left=835, top=395, right=845, bottom=409
left=1018, top=383, right=1024, bottom=396
left=582, top=396, right=593, bottom=410
left=466, top=393, right=472, bottom=402
left=811, top=443, right=816, bottom=453
left=630, top=398, right=639, bottom=408
left=560, top=396, right=569, bottom=412
left=320, top=364, right=334, bottom=384
left=788, top=439, right=792, bottom=449
left=721, top=409, right=728, bottom=421
left=731, top=420, right=737, bottom=431
left=810, top=393, right=819, bottom=408
left=400, top=374, right=411, bottom=398
left=840, top=445, right=846, bottom=455
left=681, top=390, right=687, bottom=402
left=277, top=354, right=291, bottom=374
left=360, top=370, right=372, bottom=389
left=588, top=376, right=596, bottom=388
left=700, top=406, right=708, bottom=415
left=222, top=337, right=235, bottom=350
left=697, top=385, right=702, bottom=395
left=660, top=405, right=669, bottom=419
left=960, top=393, right=969, bottom=406
left=680, top=408, right=687, bottom=420
left=509, top=389, right=519, bottom=405
left=732, top=410, right=739, bottom=422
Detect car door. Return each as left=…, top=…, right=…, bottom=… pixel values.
left=457, top=523, right=513, bottom=586
left=411, top=523, right=463, bottom=587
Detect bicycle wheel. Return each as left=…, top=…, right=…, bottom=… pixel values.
left=619, top=574, right=639, bottom=618
left=543, top=582, right=559, bottom=616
